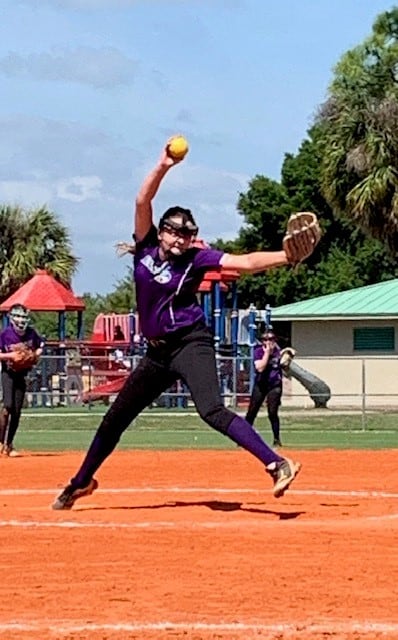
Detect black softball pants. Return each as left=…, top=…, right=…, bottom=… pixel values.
left=0, top=370, right=27, bottom=446
left=72, top=325, right=237, bottom=487
left=245, top=382, right=282, bottom=440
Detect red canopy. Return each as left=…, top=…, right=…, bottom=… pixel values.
left=0, top=269, right=85, bottom=312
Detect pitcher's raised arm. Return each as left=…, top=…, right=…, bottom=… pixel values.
left=134, top=142, right=186, bottom=242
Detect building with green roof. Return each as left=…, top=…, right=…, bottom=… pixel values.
left=272, top=278, right=398, bottom=357
left=270, top=279, right=398, bottom=408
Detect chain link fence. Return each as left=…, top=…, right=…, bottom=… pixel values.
left=5, top=353, right=398, bottom=416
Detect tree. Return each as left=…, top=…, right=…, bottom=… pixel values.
left=0, top=205, right=79, bottom=301
left=214, top=125, right=398, bottom=309
left=316, top=9, right=398, bottom=251
left=105, top=267, right=136, bottom=313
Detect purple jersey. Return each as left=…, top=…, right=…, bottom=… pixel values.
left=0, top=325, right=44, bottom=372
left=253, top=344, right=282, bottom=388
left=134, top=226, right=224, bottom=339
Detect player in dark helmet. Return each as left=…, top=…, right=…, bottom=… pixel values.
left=245, top=330, right=284, bottom=447
left=158, top=207, right=198, bottom=236
left=52, top=139, right=316, bottom=510
left=0, top=304, right=44, bottom=456
left=115, top=207, right=198, bottom=258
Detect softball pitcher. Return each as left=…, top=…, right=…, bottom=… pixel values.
left=52, top=139, right=320, bottom=509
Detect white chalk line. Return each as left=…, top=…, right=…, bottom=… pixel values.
left=1, top=486, right=398, bottom=498
left=1, top=512, right=398, bottom=529
left=0, top=620, right=398, bottom=635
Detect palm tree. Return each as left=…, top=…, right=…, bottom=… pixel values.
left=316, top=9, right=398, bottom=252
left=0, top=204, right=79, bottom=301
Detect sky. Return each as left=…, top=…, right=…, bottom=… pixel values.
left=0, top=0, right=395, bottom=295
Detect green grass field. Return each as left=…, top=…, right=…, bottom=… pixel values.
left=13, top=407, right=398, bottom=451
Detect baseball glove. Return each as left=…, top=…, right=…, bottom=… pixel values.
left=11, top=346, right=39, bottom=371
left=283, top=212, right=321, bottom=266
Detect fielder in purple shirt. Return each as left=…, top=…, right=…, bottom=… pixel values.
left=245, top=331, right=284, bottom=447
left=0, top=304, right=44, bottom=456
left=52, top=139, right=314, bottom=510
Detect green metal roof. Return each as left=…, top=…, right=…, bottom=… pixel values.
left=272, top=279, right=398, bottom=320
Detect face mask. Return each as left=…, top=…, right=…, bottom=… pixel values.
left=9, top=309, right=30, bottom=334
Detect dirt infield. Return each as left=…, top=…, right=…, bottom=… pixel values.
left=0, top=449, right=397, bottom=639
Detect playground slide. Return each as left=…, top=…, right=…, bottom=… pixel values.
left=284, top=361, right=331, bottom=408
left=82, top=374, right=127, bottom=403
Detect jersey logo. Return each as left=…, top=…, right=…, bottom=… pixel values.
left=141, top=255, right=172, bottom=284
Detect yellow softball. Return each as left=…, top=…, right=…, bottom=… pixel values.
left=167, top=135, right=189, bottom=161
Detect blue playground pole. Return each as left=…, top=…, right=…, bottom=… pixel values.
left=58, top=311, right=66, bottom=341
left=57, top=311, right=66, bottom=408
left=230, top=281, right=239, bottom=357
left=220, top=292, right=226, bottom=343
left=213, top=282, right=223, bottom=396
left=213, top=282, right=221, bottom=356
left=248, top=304, right=257, bottom=393
left=265, top=304, right=272, bottom=330
left=77, top=310, right=84, bottom=339
left=202, top=291, right=212, bottom=328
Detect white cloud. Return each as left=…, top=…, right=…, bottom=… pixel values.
left=0, top=47, right=137, bottom=88
left=57, top=176, right=103, bottom=202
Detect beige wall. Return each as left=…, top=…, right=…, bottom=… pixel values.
left=282, top=357, right=398, bottom=408
left=280, top=319, right=398, bottom=407
left=291, top=319, right=398, bottom=356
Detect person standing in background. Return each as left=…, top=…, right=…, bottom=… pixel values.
left=245, top=331, right=283, bottom=447
left=0, top=304, right=44, bottom=456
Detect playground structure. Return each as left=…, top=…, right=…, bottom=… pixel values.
left=286, top=361, right=331, bottom=408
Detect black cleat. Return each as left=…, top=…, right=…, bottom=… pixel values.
left=266, top=458, right=301, bottom=498
left=273, top=438, right=282, bottom=447
left=52, top=478, right=98, bottom=510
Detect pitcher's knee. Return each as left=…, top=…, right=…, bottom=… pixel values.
left=199, top=405, right=234, bottom=434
